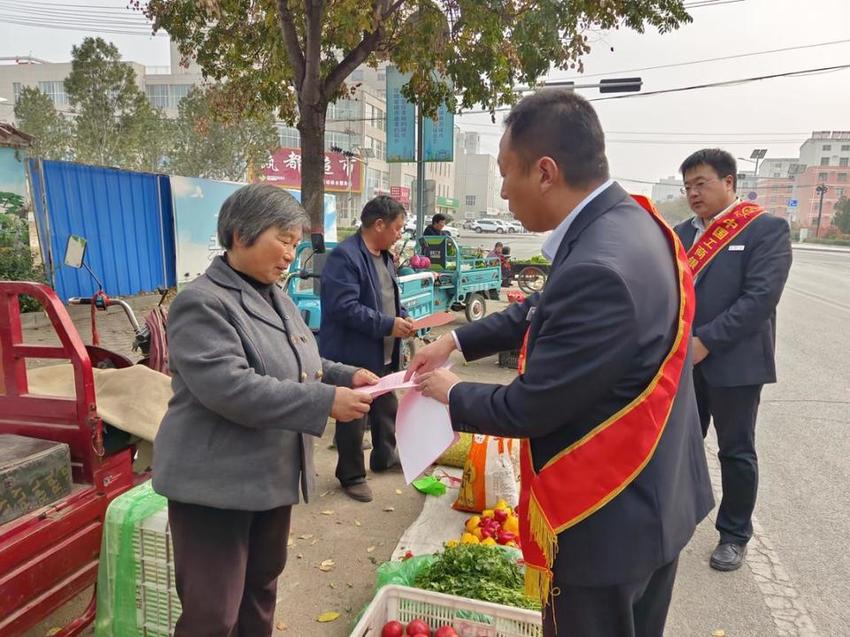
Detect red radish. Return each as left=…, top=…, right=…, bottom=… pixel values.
left=382, top=620, right=405, bottom=637
left=497, top=530, right=517, bottom=545
left=434, top=626, right=458, bottom=637
left=406, top=618, right=430, bottom=636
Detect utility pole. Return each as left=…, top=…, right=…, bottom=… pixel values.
left=815, top=183, right=829, bottom=238
left=415, top=107, right=425, bottom=238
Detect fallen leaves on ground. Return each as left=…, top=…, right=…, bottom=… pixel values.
left=319, top=559, right=335, bottom=572
left=317, top=611, right=340, bottom=623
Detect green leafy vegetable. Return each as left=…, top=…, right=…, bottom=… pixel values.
left=413, top=544, right=540, bottom=610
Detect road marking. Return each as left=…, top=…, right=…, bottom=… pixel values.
left=704, top=443, right=819, bottom=636
left=785, top=285, right=850, bottom=314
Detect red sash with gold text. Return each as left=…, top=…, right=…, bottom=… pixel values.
left=516, top=195, right=695, bottom=605
left=687, top=201, right=766, bottom=276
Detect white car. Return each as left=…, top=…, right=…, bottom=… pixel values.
left=404, top=219, right=458, bottom=237
left=504, top=220, right=526, bottom=233
left=470, top=218, right=507, bottom=234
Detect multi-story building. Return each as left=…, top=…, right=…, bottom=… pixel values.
left=453, top=130, right=508, bottom=222
left=798, top=131, right=850, bottom=170
left=651, top=176, right=682, bottom=203
left=0, top=43, right=203, bottom=120
left=794, top=166, right=848, bottom=234
left=755, top=158, right=805, bottom=222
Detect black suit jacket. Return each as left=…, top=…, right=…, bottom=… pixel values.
left=674, top=212, right=792, bottom=387
left=450, top=182, right=714, bottom=587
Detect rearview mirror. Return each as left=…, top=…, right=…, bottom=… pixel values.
left=310, top=232, right=326, bottom=254
left=64, top=235, right=87, bottom=269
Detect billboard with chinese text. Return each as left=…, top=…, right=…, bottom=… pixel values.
left=386, top=66, right=416, bottom=162
left=423, top=101, right=454, bottom=162
left=172, top=175, right=337, bottom=287
left=261, top=147, right=362, bottom=193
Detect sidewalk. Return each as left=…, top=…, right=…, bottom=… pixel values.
left=792, top=242, right=850, bottom=254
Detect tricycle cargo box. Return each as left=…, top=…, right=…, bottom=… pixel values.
left=0, top=434, right=72, bottom=525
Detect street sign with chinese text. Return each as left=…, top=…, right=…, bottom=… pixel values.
left=386, top=66, right=416, bottom=162
left=260, top=147, right=362, bottom=193
left=390, top=185, right=411, bottom=206
left=423, top=101, right=454, bottom=162
left=436, top=196, right=459, bottom=209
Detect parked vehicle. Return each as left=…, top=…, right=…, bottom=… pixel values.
left=504, top=220, right=526, bottom=233
left=413, top=235, right=502, bottom=321
left=0, top=282, right=144, bottom=637
left=404, top=218, right=458, bottom=236
left=470, top=218, right=506, bottom=234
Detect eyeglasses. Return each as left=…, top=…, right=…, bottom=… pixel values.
left=680, top=178, right=721, bottom=195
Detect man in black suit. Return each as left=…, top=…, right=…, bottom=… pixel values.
left=675, top=149, right=792, bottom=571
left=408, top=90, right=714, bottom=637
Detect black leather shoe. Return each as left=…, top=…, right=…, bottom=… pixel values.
left=710, top=542, right=747, bottom=571
left=342, top=482, right=373, bottom=502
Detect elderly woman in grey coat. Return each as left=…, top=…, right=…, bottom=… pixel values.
left=153, top=183, right=376, bottom=637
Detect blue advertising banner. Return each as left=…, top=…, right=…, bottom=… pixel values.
left=423, top=101, right=454, bottom=162
left=386, top=66, right=416, bottom=162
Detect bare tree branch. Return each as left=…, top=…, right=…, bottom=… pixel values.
left=277, top=0, right=305, bottom=88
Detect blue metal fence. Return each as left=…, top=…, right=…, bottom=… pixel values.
left=29, top=159, right=175, bottom=301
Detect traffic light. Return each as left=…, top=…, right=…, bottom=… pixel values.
left=599, top=77, right=642, bottom=93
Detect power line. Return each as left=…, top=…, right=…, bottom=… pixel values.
left=589, top=64, right=850, bottom=101
left=546, top=39, right=850, bottom=82
left=0, top=18, right=161, bottom=37
left=0, top=15, right=161, bottom=36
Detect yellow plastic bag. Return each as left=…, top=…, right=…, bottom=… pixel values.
left=452, top=435, right=518, bottom=513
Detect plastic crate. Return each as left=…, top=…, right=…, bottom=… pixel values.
left=96, top=481, right=180, bottom=637
left=134, top=507, right=181, bottom=635
left=350, top=585, right=542, bottom=637
left=498, top=350, right=520, bottom=369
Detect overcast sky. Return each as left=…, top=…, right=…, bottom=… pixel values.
left=1, top=0, right=848, bottom=195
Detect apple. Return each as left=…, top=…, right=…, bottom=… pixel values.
left=434, top=626, right=458, bottom=637
left=493, top=508, right=509, bottom=524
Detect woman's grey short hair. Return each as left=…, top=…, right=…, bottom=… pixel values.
left=217, top=183, right=309, bottom=249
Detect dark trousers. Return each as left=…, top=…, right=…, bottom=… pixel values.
left=335, top=384, right=399, bottom=487
left=168, top=500, right=292, bottom=637
left=544, top=558, right=679, bottom=637
left=693, top=367, right=763, bottom=545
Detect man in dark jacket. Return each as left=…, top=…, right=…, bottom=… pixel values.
left=675, top=148, right=792, bottom=571
left=409, top=90, right=713, bottom=637
left=423, top=213, right=449, bottom=236
left=319, top=196, right=414, bottom=502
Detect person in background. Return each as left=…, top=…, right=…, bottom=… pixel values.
left=675, top=148, right=792, bottom=572
left=319, top=196, right=415, bottom=502
left=487, top=241, right=504, bottom=259
left=153, top=183, right=375, bottom=637
left=423, top=212, right=450, bottom=236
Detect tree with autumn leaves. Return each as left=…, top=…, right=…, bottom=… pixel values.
left=142, top=0, right=692, bottom=234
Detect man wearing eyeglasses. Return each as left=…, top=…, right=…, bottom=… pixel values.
left=674, top=148, right=792, bottom=572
